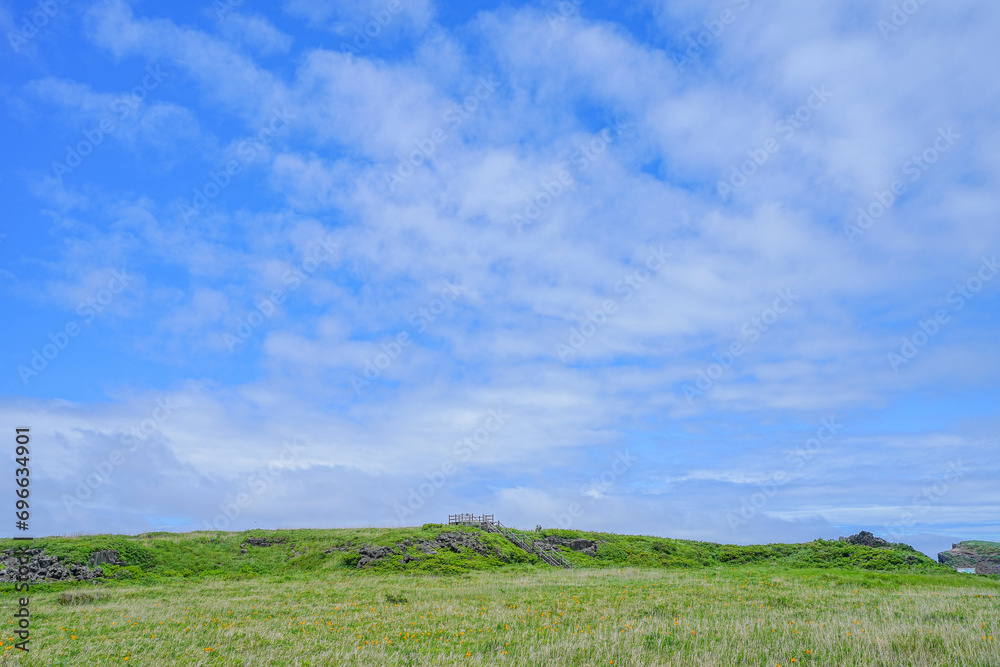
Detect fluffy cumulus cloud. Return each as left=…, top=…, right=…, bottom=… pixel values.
left=1, top=0, right=998, bottom=557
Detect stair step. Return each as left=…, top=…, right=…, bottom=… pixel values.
left=487, top=520, right=572, bottom=569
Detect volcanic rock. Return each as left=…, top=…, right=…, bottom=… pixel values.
left=838, top=531, right=890, bottom=548
left=89, top=550, right=126, bottom=567
left=535, top=536, right=599, bottom=556
left=938, top=541, right=1000, bottom=572
left=0, top=548, right=104, bottom=583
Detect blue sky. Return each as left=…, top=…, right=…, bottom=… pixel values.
left=1, top=0, right=998, bottom=558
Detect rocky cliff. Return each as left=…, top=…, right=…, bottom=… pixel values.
left=0, top=548, right=105, bottom=582
left=937, top=540, right=1000, bottom=573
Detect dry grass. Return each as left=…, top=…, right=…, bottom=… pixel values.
left=0, top=566, right=997, bottom=665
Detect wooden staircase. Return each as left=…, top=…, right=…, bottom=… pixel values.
left=448, top=513, right=573, bottom=569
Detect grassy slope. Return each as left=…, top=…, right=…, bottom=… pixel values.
left=1, top=527, right=995, bottom=665
left=959, top=541, right=1000, bottom=553
left=0, top=524, right=958, bottom=588
left=538, top=528, right=944, bottom=572
left=951, top=541, right=1000, bottom=557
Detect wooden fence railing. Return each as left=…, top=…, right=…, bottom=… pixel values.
left=448, top=514, right=572, bottom=569
left=448, top=513, right=494, bottom=525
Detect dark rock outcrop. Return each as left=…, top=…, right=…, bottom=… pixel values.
left=975, top=561, right=1000, bottom=575
left=244, top=537, right=284, bottom=547
left=838, top=531, right=890, bottom=548
left=535, top=536, right=599, bottom=556
left=0, top=548, right=104, bottom=583
left=89, top=550, right=125, bottom=567
left=357, top=544, right=399, bottom=568
left=415, top=531, right=502, bottom=558
left=350, top=531, right=508, bottom=568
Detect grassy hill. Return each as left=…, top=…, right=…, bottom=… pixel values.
left=0, top=527, right=996, bottom=665
left=0, top=524, right=956, bottom=587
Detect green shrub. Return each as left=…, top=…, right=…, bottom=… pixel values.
left=58, top=591, right=110, bottom=605
left=108, top=540, right=156, bottom=570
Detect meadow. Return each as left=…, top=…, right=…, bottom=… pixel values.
left=0, top=528, right=998, bottom=665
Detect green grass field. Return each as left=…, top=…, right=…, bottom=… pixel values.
left=1, top=527, right=998, bottom=665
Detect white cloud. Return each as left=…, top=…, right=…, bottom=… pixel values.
left=217, top=12, right=293, bottom=55
left=3, top=0, right=999, bottom=549
left=283, top=0, right=435, bottom=37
